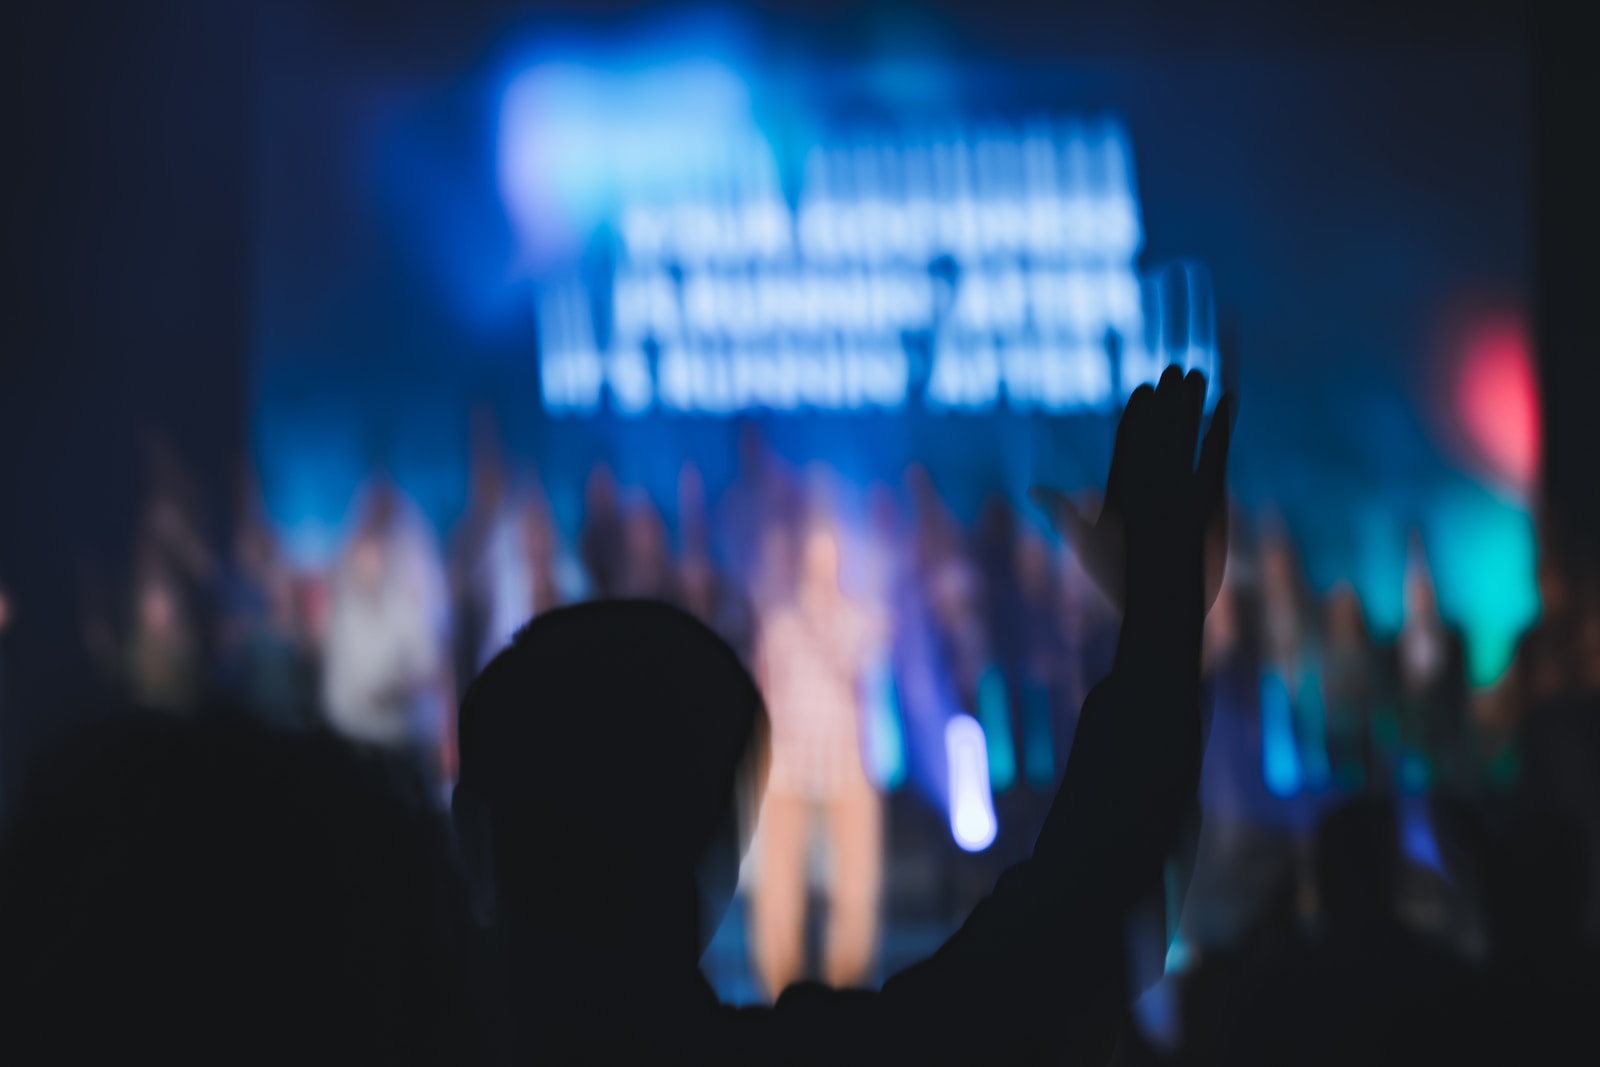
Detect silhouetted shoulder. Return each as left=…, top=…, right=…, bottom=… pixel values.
left=0, top=711, right=478, bottom=1065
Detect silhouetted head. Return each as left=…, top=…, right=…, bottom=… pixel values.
left=454, top=602, right=767, bottom=973
left=0, top=714, right=476, bottom=1064
left=1485, top=812, right=1588, bottom=955
left=1314, top=797, right=1400, bottom=934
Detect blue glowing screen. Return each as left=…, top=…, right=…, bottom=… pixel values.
left=251, top=7, right=1533, bottom=684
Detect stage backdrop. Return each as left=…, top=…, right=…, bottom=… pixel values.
left=251, top=4, right=1534, bottom=685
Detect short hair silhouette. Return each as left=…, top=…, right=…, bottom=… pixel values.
left=453, top=601, right=768, bottom=1061
left=456, top=600, right=766, bottom=940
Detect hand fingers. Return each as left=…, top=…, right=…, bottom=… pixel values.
left=1182, top=370, right=1207, bottom=461
left=1106, top=384, right=1155, bottom=511
left=1155, top=365, right=1189, bottom=462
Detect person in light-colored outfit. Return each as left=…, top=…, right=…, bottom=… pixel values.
left=751, top=519, right=887, bottom=998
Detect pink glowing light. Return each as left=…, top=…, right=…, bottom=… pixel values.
left=1457, top=319, right=1539, bottom=491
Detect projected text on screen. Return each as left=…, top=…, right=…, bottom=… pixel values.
left=534, top=120, right=1189, bottom=417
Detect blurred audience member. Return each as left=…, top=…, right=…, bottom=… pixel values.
left=856, top=485, right=908, bottom=794
left=324, top=479, right=453, bottom=795
left=580, top=464, right=627, bottom=600
left=1259, top=524, right=1330, bottom=799
left=138, top=431, right=218, bottom=660
left=126, top=548, right=203, bottom=715
left=976, top=497, right=1026, bottom=775
left=715, top=423, right=803, bottom=614
left=1323, top=582, right=1378, bottom=793
left=124, top=434, right=216, bottom=716
left=450, top=409, right=523, bottom=693
left=618, top=491, right=682, bottom=605
left=1198, top=796, right=1474, bottom=1064
left=874, top=478, right=957, bottom=812
left=1184, top=532, right=1301, bottom=958
left=1384, top=534, right=1468, bottom=794
left=218, top=464, right=312, bottom=730
left=752, top=518, right=889, bottom=996
left=526, top=480, right=580, bottom=609
left=679, top=463, right=755, bottom=665
left=1014, top=524, right=1066, bottom=788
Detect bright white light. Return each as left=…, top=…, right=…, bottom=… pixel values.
left=946, top=715, right=998, bottom=852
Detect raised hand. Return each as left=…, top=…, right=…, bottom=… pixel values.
left=1031, top=367, right=1231, bottom=616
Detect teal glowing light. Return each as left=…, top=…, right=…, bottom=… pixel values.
left=1423, top=485, right=1538, bottom=688
left=1022, top=682, right=1057, bottom=788
left=863, top=659, right=907, bottom=791
left=1295, top=665, right=1331, bottom=793
left=977, top=666, right=1017, bottom=793
left=1261, top=670, right=1302, bottom=798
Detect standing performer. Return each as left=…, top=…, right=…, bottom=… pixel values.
left=751, top=517, right=888, bottom=997
left=324, top=479, right=453, bottom=799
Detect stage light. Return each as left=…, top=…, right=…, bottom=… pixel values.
left=946, top=714, right=998, bottom=852
left=977, top=667, right=1017, bottom=794
left=1457, top=318, right=1538, bottom=492
left=864, top=660, right=907, bottom=792
left=1260, top=670, right=1302, bottom=799
left=1398, top=792, right=1450, bottom=883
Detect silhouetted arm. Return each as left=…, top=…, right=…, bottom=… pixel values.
left=726, top=371, right=1227, bottom=1065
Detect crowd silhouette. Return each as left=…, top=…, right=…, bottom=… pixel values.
left=2, top=368, right=1599, bottom=1064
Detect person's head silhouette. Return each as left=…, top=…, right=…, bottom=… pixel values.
left=453, top=601, right=767, bottom=971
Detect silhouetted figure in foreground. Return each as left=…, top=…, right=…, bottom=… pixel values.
left=1518, top=689, right=1600, bottom=942
left=456, top=368, right=1229, bottom=1064
left=0, top=713, right=478, bottom=1065
left=1474, top=811, right=1600, bottom=1063
left=1194, top=796, right=1473, bottom=1065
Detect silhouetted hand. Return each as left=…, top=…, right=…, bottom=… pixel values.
left=1032, top=367, right=1230, bottom=614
